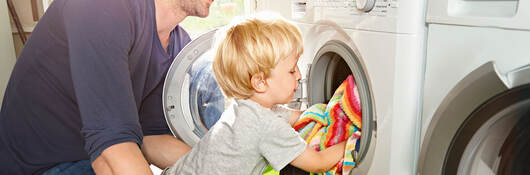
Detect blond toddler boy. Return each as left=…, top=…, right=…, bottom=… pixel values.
left=163, top=14, right=346, bottom=175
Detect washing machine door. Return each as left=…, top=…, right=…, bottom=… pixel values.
left=419, top=62, right=530, bottom=175
left=299, top=21, right=377, bottom=172
left=163, top=30, right=224, bottom=146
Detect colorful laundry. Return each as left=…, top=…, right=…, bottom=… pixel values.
left=293, top=75, right=362, bottom=175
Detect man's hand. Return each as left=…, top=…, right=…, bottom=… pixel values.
left=141, top=134, right=192, bottom=169
left=92, top=142, right=153, bottom=175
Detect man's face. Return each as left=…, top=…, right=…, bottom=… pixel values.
left=179, top=0, right=214, bottom=18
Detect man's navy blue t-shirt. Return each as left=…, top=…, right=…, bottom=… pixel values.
left=0, top=0, right=191, bottom=174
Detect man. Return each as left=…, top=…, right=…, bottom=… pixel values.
left=0, top=0, right=214, bottom=174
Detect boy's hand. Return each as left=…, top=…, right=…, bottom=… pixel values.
left=288, top=110, right=304, bottom=126
left=289, top=141, right=346, bottom=173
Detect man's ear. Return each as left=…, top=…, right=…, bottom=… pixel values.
left=251, top=73, right=268, bottom=93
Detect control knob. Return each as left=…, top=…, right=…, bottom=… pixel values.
left=356, top=0, right=376, bottom=12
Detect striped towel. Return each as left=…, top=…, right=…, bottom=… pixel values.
left=293, top=75, right=362, bottom=175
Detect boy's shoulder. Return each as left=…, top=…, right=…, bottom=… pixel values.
left=231, top=99, right=294, bottom=135
left=233, top=99, right=269, bottom=114
left=233, top=99, right=286, bottom=121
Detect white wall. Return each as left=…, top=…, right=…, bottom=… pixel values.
left=0, top=1, right=17, bottom=107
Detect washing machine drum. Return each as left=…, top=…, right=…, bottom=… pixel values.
left=163, top=30, right=224, bottom=146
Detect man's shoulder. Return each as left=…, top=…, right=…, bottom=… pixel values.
left=173, top=26, right=192, bottom=45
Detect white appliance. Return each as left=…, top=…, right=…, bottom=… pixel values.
left=162, top=0, right=427, bottom=174
left=418, top=0, right=530, bottom=175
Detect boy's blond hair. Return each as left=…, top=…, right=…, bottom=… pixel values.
left=212, top=14, right=303, bottom=99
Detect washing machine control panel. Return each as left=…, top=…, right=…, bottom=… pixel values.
left=291, top=0, right=422, bottom=34
left=307, top=0, right=393, bottom=16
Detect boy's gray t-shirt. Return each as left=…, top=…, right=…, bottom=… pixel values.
left=164, top=99, right=306, bottom=175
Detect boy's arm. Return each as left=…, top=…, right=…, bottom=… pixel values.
left=289, top=141, right=346, bottom=173
left=288, top=110, right=304, bottom=126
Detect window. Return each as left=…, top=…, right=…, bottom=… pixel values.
left=180, top=0, right=250, bottom=39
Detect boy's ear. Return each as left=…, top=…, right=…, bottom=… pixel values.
left=251, top=73, right=268, bottom=93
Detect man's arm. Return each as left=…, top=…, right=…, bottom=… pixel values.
left=63, top=0, right=149, bottom=173
left=141, top=134, right=192, bottom=169
left=92, top=142, right=153, bottom=175
left=289, top=141, right=346, bottom=173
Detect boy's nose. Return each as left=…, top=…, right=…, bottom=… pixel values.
left=295, top=67, right=302, bottom=79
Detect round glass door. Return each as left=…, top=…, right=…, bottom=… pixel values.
left=163, top=30, right=225, bottom=146
left=308, top=40, right=374, bottom=164
left=187, top=55, right=225, bottom=130
left=444, top=84, right=530, bottom=175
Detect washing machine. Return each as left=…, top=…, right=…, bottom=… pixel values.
left=418, top=0, right=530, bottom=174
left=162, top=0, right=426, bottom=174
